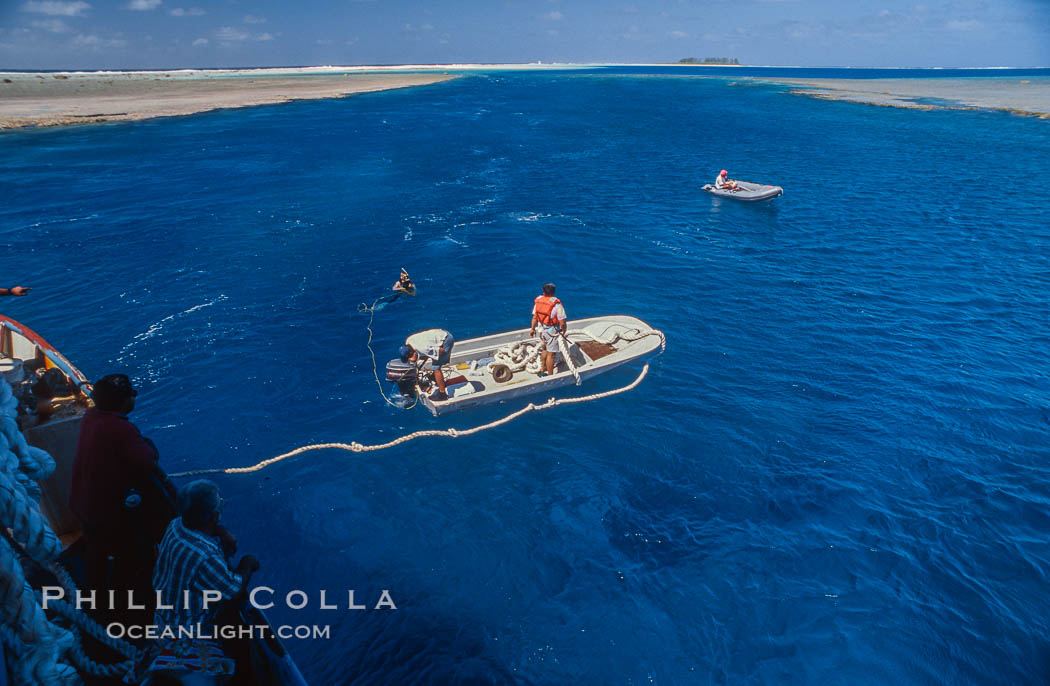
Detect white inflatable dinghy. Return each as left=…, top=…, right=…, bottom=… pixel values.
left=702, top=181, right=783, bottom=202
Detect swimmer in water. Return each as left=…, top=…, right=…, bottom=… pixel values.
left=392, top=269, right=415, bottom=294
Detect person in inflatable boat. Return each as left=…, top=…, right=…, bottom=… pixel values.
left=715, top=169, right=738, bottom=191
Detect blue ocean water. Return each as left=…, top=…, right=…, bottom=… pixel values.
left=3, top=69, right=1050, bottom=685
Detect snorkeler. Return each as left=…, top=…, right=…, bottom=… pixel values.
left=392, top=269, right=415, bottom=294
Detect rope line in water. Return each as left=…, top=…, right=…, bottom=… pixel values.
left=357, top=297, right=417, bottom=411
left=168, top=361, right=652, bottom=479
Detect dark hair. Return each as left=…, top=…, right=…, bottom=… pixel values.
left=542, top=282, right=556, bottom=296
left=91, top=374, right=137, bottom=411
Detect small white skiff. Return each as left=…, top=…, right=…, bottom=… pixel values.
left=416, top=315, right=664, bottom=416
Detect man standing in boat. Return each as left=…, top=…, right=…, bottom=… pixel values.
left=401, top=328, right=454, bottom=401
left=70, top=373, right=177, bottom=625
left=531, top=282, right=567, bottom=377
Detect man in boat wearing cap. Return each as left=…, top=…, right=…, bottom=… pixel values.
left=401, top=328, right=454, bottom=401
left=715, top=169, right=738, bottom=191
left=70, top=373, right=177, bottom=625
left=530, top=282, right=568, bottom=377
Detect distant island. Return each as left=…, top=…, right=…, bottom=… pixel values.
left=679, top=57, right=740, bottom=65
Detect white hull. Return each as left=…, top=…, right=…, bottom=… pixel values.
left=419, top=315, right=664, bottom=416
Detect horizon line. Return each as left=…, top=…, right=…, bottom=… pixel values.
left=2, top=62, right=1049, bottom=75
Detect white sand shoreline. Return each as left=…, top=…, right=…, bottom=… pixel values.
left=748, top=76, right=1050, bottom=118
left=5, top=66, right=1049, bottom=130
left=0, top=68, right=457, bottom=130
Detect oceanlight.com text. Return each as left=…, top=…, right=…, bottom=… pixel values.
left=106, top=623, right=332, bottom=641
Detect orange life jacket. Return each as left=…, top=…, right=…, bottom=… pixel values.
left=534, top=295, right=562, bottom=327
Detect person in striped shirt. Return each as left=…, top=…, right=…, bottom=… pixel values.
left=139, top=480, right=259, bottom=681
left=153, top=480, right=258, bottom=629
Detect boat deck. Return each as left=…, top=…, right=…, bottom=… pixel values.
left=419, top=315, right=664, bottom=416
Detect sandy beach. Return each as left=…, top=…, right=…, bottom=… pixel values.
left=751, top=76, right=1050, bottom=118
left=0, top=68, right=455, bottom=130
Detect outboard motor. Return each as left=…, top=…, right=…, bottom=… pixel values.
left=385, top=358, right=419, bottom=398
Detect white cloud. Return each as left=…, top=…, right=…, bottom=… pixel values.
left=73, top=33, right=126, bottom=48
left=170, top=7, right=204, bottom=16
left=946, top=18, right=981, bottom=30
left=345, top=36, right=359, bottom=45
left=192, top=36, right=207, bottom=45
left=670, top=29, right=688, bottom=38
left=243, top=14, right=266, bottom=24
left=216, top=26, right=272, bottom=41
left=216, top=26, right=249, bottom=41
left=620, top=24, right=649, bottom=40
left=21, top=1, right=90, bottom=16
left=31, top=18, right=70, bottom=32
left=541, top=10, right=563, bottom=20
left=126, top=0, right=161, bottom=10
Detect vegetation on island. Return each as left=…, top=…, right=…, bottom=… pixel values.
left=679, top=57, right=740, bottom=65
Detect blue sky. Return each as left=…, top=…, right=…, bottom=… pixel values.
left=1, top=0, right=1048, bottom=70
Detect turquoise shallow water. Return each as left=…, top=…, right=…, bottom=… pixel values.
left=3, top=69, right=1050, bottom=684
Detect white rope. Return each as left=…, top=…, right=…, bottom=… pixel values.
left=557, top=334, right=582, bottom=386
left=0, top=377, right=138, bottom=684
left=492, top=339, right=543, bottom=374
left=169, top=359, right=656, bottom=479
left=0, top=378, right=82, bottom=685
left=46, top=599, right=135, bottom=676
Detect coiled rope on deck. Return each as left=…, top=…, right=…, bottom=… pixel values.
left=168, top=357, right=657, bottom=479
left=0, top=378, right=136, bottom=684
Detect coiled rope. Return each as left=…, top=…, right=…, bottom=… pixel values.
left=0, top=377, right=136, bottom=684
left=493, top=339, right=543, bottom=374
left=168, top=357, right=656, bottom=479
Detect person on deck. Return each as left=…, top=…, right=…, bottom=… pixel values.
left=70, top=374, right=177, bottom=626
left=530, top=283, right=567, bottom=377
left=401, top=328, right=455, bottom=401
left=134, top=479, right=259, bottom=684
left=715, top=169, right=738, bottom=191
left=0, top=286, right=31, bottom=296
